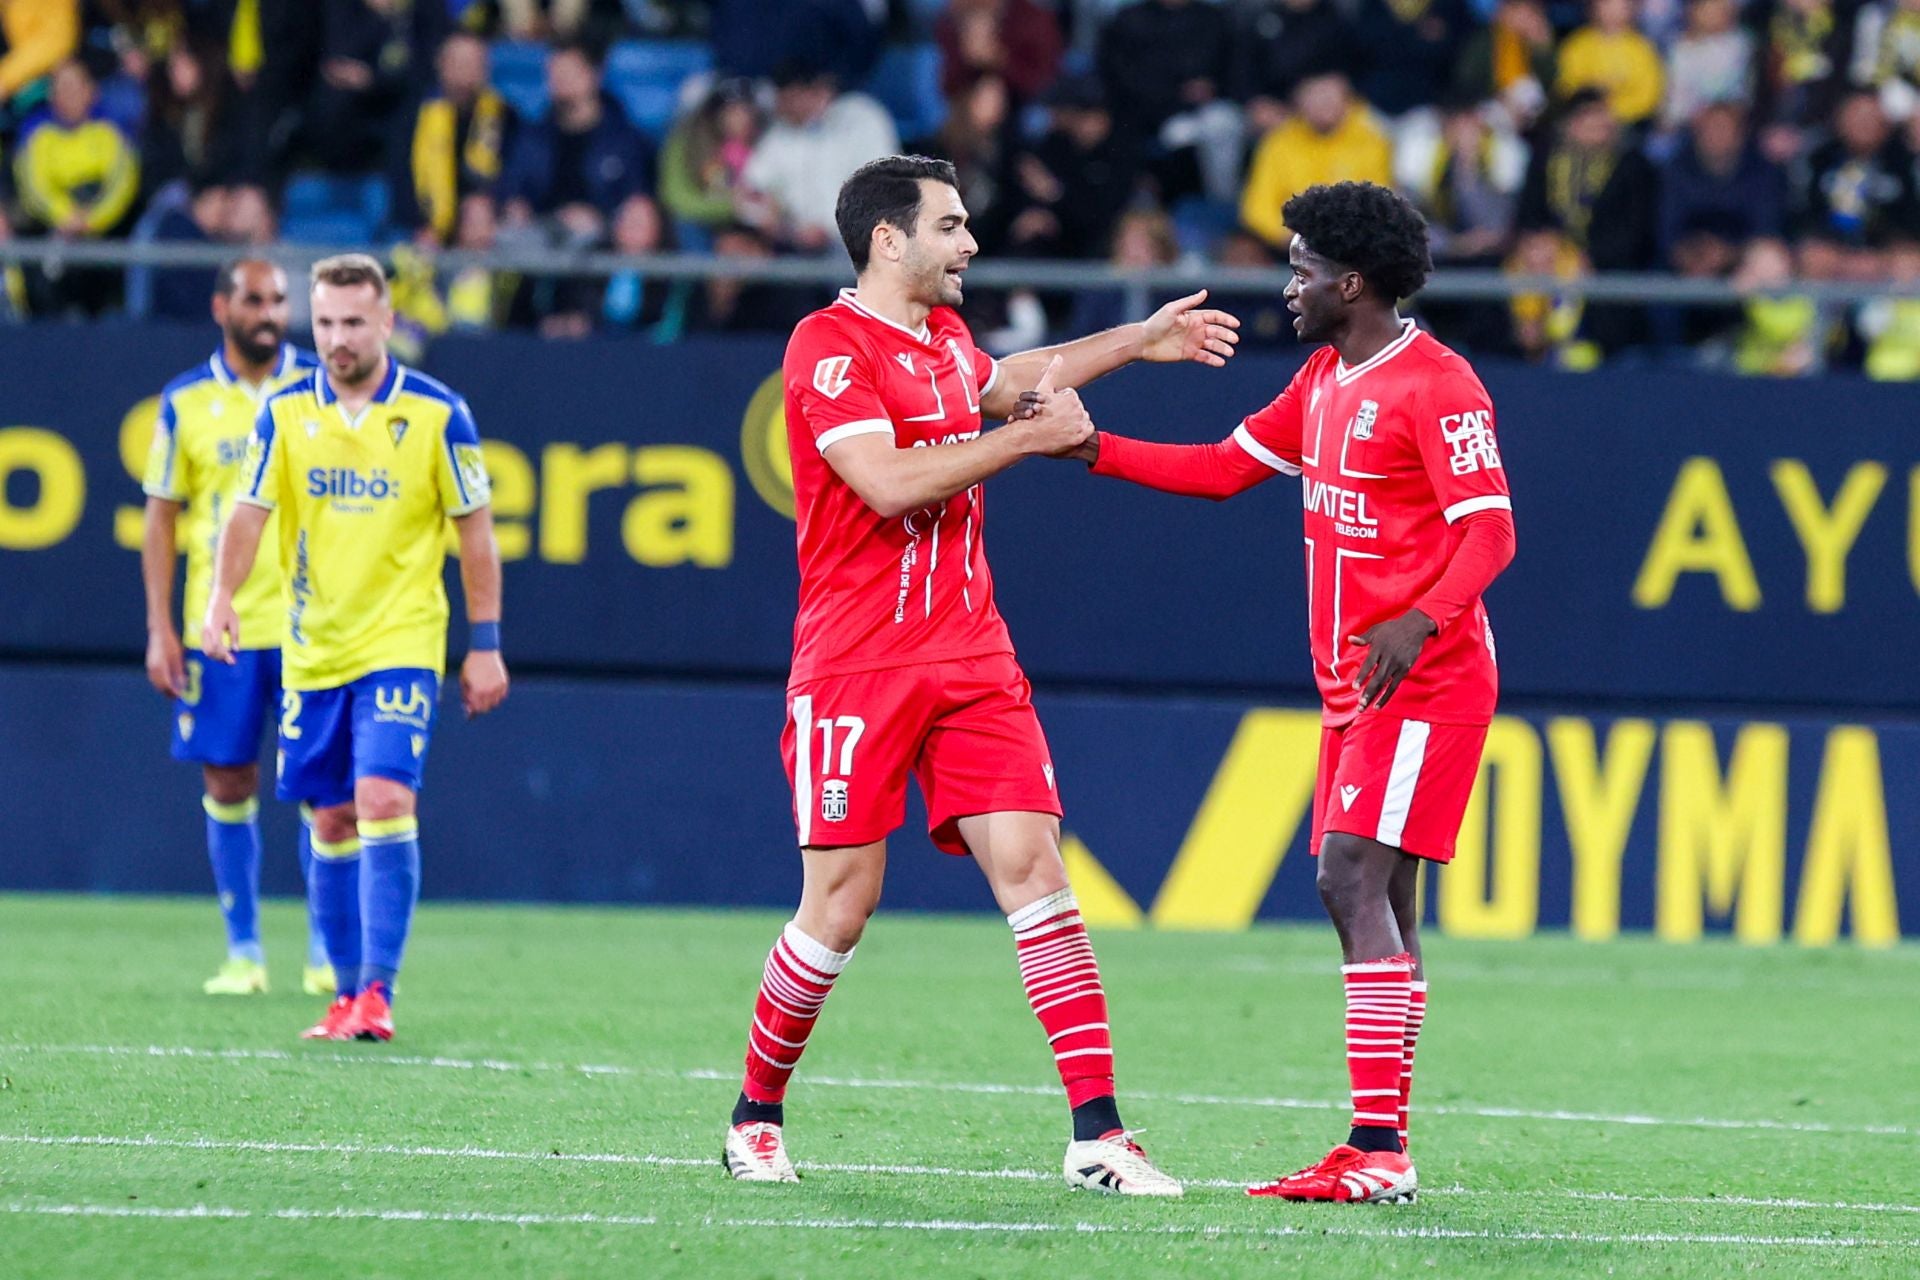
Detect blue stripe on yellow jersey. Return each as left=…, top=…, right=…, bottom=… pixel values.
left=238, top=360, right=491, bottom=691
left=142, top=344, right=320, bottom=648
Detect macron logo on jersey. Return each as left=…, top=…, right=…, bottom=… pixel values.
left=1440, top=409, right=1502, bottom=475
left=814, top=356, right=853, bottom=399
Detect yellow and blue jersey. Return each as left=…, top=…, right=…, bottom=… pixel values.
left=239, top=360, right=491, bottom=692
left=143, top=344, right=319, bottom=649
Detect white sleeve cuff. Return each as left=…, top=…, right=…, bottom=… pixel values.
left=1443, top=494, right=1513, bottom=523
left=816, top=418, right=895, bottom=451
left=234, top=495, right=276, bottom=511
left=1233, top=423, right=1303, bottom=475
left=980, top=358, right=1001, bottom=401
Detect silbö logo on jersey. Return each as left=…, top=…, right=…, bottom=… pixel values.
left=307, top=466, right=400, bottom=511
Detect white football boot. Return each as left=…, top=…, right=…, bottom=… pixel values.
left=1064, top=1131, right=1184, bottom=1197
left=724, top=1121, right=800, bottom=1183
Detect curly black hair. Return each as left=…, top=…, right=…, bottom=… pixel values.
left=1281, top=182, right=1434, bottom=302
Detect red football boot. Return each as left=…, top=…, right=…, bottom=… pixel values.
left=1247, top=1144, right=1417, bottom=1203
left=300, top=995, right=357, bottom=1041
left=341, top=983, right=395, bottom=1042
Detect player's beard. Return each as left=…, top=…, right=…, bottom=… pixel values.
left=906, top=244, right=962, bottom=308
left=229, top=321, right=284, bottom=366
left=328, top=347, right=382, bottom=388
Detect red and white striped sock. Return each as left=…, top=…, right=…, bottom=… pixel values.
left=1344, top=952, right=1414, bottom=1138
left=740, top=922, right=853, bottom=1104
left=1009, top=887, right=1115, bottom=1108
left=1398, top=980, right=1428, bottom=1148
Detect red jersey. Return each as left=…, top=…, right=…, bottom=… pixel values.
left=1235, top=322, right=1511, bottom=726
left=783, top=290, right=1015, bottom=684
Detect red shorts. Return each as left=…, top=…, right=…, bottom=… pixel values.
left=781, top=652, right=1062, bottom=855
left=1310, top=716, right=1488, bottom=864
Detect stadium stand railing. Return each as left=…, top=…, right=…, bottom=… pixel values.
left=3, top=237, right=1919, bottom=310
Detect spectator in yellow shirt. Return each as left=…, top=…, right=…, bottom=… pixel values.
left=1239, top=72, right=1394, bottom=247
left=1557, top=0, right=1665, bottom=125
left=0, top=0, right=79, bottom=105
left=15, top=59, right=140, bottom=238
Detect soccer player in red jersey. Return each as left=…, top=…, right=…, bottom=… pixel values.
left=1066, top=183, right=1516, bottom=1203
left=722, top=155, right=1240, bottom=1194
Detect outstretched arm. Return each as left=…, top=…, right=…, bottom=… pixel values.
left=980, top=290, right=1240, bottom=418
left=1075, top=428, right=1280, bottom=501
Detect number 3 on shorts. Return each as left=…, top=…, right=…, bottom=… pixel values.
left=280, top=689, right=304, bottom=741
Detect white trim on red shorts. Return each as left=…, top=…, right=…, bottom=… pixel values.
left=792, top=694, right=816, bottom=847
left=1376, top=719, right=1431, bottom=847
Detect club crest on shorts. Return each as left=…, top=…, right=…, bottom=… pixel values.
left=177, top=713, right=194, bottom=741
left=1353, top=400, right=1378, bottom=440
left=821, top=779, right=849, bottom=823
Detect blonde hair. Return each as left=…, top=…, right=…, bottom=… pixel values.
left=310, top=253, right=389, bottom=301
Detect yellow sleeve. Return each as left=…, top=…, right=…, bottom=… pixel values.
left=0, top=0, right=81, bottom=100
left=84, top=127, right=140, bottom=234
left=436, top=399, right=491, bottom=517
left=143, top=391, right=189, bottom=500
left=15, top=129, right=74, bottom=227
left=1240, top=129, right=1292, bottom=248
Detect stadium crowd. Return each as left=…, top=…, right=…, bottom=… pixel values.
left=3, top=0, right=1920, bottom=372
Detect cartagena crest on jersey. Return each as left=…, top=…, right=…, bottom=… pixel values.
left=813, top=355, right=853, bottom=400
left=821, top=779, right=849, bottom=823
left=1353, top=400, right=1378, bottom=440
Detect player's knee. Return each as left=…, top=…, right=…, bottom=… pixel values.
left=1316, top=836, right=1369, bottom=906
left=202, top=764, right=258, bottom=806
left=310, top=804, right=358, bottom=846
left=354, top=778, right=416, bottom=823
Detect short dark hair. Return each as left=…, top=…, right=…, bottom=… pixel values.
left=214, top=258, right=275, bottom=298
left=836, top=155, right=959, bottom=272
left=1281, top=181, right=1433, bottom=301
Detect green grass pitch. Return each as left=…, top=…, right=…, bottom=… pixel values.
left=3, top=894, right=1917, bottom=1278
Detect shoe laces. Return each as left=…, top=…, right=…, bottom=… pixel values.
left=742, top=1124, right=782, bottom=1158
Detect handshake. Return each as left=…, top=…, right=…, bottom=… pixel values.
left=1005, top=355, right=1097, bottom=463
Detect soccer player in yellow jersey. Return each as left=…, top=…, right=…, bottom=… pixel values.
left=141, top=258, right=332, bottom=998
left=204, top=254, right=508, bottom=1043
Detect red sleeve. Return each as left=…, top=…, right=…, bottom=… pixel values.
left=784, top=319, right=894, bottom=452
left=1413, top=509, right=1517, bottom=626
left=1231, top=360, right=1311, bottom=476
left=1413, top=364, right=1512, bottom=525
left=1089, top=431, right=1275, bottom=500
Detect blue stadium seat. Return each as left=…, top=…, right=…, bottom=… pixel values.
left=281, top=174, right=391, bottom=246
left=607, top=41, right=712, bottom=138
left=864, top=43, right=946, bottom=142
left=491, top=40, right=550, bottom=122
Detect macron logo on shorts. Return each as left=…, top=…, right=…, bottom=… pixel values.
left=1340, top=784, right=1362, bottom=811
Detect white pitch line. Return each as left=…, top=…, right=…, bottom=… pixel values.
left=8, top=1043, right=1914, bottom=1139
left=2, top=1042, right=634, bottom=1077
left=2, top=1201, right=1912, bottom=1249
left=10, top=1134, right=1920, bottom=1218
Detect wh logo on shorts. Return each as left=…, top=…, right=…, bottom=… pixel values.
left=821, top=779, right=849, bottom=823
left=1439, top=409, right=1502, bottom=475
left=814, top=356, right=853, bottom=400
